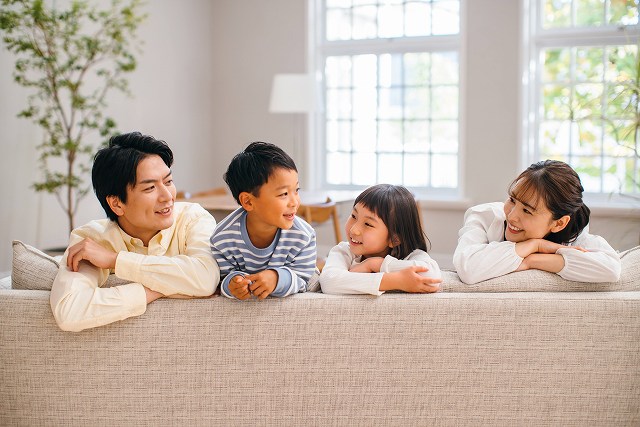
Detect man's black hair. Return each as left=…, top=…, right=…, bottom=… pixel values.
left=92, top=131, right=173, bottom=221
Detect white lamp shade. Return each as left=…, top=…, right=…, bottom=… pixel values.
left=269, top=73, right=313, bottom=113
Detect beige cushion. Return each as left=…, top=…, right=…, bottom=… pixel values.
left=11, top=240, right=60, bottom=290
left=442, top=245, right=640, bottom=292
left=11, top=240, right=131, bottom=291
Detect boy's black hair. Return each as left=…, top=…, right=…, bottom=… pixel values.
left=224, top=141, right=297, bottom=203
left=92, top=131, right=173, bottom=221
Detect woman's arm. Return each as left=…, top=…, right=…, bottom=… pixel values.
left=556, top=232, right=621, bottom=282
left=453, top=205, right=523, bottom=284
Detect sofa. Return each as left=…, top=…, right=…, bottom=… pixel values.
left=1, top=240, right=639, bottom=426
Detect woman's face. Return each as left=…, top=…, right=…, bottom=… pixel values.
left=503, top=187, right=568, bottom=243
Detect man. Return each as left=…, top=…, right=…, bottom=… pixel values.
left=50, top=132, right=219, bottom=332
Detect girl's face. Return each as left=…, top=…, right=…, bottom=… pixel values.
left=503, top=189, right=569, bottom=243
left=345, top=202, right=393, bottom=259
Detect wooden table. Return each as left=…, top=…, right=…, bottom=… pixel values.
left=185, top=190, right=359, bottom=221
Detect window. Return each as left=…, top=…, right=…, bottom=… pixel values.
left=314, top=0, right=461, bottom=194
left=526, top=0, right=639, bottom=198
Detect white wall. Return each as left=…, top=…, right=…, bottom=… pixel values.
left=1, top=0, right=638, bottom=273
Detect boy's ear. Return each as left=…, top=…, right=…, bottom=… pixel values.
left=550, top=215, right=571, bottom=233
left=106, top=195, right=124, bottom=217
left=238, top=192, right=254, bottom=211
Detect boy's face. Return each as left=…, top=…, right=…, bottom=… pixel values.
left=108, top=154, right=176, bottom=246
left=242, top=167, right=300, bottom=235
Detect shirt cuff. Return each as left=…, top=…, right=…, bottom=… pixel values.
left=271, top=267, right=292, bottom=297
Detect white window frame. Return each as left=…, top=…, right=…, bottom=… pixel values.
left=523, top=0, right=640, bottom=204
left=308, top=0, right=464, bottom=198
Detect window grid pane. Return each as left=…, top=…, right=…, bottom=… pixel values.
left=326, top=0, right=461, bottom=41
left=324, top=51, right=459, bottom=189
left=537, top=42, right=639, bottom=194
left=542, top=0, right=638, bottom=28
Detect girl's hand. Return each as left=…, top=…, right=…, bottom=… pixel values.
left=380, top=266, right=442, bottom=293
left=349, top=257, right=384, bottom=273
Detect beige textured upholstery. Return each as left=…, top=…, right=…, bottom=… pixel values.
left=1, top=246, right=639, bottom=425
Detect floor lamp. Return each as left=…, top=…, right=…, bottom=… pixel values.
left=269, top=73, right=313, bottom=183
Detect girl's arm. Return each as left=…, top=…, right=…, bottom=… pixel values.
left=380, top=249, right=442, bottom=279
left=319, top=242, right=385, bottom=296
left=360, top=251, right=441, bottom=293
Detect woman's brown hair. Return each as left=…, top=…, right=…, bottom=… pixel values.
left=508, top=160, right=590, bottom=244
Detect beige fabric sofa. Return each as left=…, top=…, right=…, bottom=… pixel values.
left=2, top=241, right=639, bottom=426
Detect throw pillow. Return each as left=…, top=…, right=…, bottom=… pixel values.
left=11, top=240, right=133, bottom=291
left=11, top=240, right=60, bottom=290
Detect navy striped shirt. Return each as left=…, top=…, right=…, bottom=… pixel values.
left=210, top=207, right=317, bottom=298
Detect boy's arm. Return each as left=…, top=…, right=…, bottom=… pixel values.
left=268, top=231, right=317, bottom=297
left=115, top=207, right=219, bottom=297
left=210, top=225, right=248, bottom=299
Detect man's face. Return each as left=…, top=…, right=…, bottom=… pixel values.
left=113, top=155, right=176, bottom=245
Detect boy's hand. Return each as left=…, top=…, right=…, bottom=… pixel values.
left=229, top=275, right=252, bottom=300
left=246, top=270, right=278, bottom=300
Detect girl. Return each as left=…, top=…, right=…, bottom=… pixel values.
left=320, top=184, right=442, bottom=295
left=453, top=160, right=621, bottom=284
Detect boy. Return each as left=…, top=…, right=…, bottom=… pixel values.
left=211, top=142, right=316, bottom=300
left=50, top=132, right=219, bottom=331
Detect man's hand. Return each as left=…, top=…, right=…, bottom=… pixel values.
left=229, top=275, right=252, bottom=300
left=349, top=257, right=384, bottom=273
left=66, top=238, right=118, bottom=272
left=246, top=270, right=278, bottom=300
left=380, top=266, right=441, bottom=293
left=144, top=287, right=164, bottom=304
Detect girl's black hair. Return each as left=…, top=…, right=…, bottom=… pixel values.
left=354, top=184, right=429, bottom=259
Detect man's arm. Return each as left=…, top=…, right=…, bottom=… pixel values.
left=115, top=206, right=219, bottom=297
left=50, top=235, right=149, bottom=332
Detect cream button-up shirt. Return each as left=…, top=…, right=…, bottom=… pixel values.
left=50, top=202, right=219, bottom=332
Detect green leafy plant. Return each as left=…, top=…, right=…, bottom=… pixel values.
left=0, top=0, right=146, bottom=232
left=605, top=42, right=640, bottom=200
left=541, top=41, right=639, bottom=199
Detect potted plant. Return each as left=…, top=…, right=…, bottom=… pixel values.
left=0, top=0, right=146, bottom=233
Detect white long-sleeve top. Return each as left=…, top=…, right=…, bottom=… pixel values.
left=50, top=202, right=220, bottom=332
left=320, top=241, right=442, bottom=296
left=453, top=202, right=621, bottom=285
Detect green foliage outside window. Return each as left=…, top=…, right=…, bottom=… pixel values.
left=538, top=0, right=638, bottom=197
